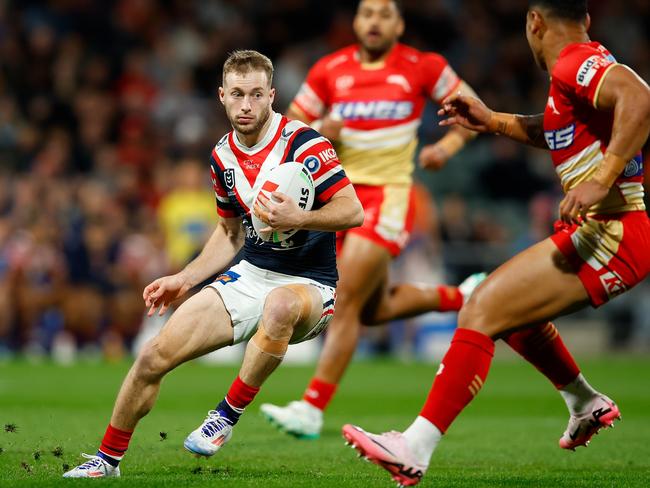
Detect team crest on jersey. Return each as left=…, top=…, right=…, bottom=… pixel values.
left=224, top=168, right=235, bottom=189
left=335, top=75, right=355, bottom=91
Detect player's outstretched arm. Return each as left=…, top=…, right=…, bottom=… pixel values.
left=438, top=94, right=547, bottom=149
left=559, top=66, right=650, bottom=224
left=143, top=217, right=244, bottom=316
left=255, top=185, right=363, bottom=233
left=420, top=81, right=479, bottom=171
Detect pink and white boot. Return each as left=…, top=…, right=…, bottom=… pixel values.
left=559, top=395, right=621, bottom=450
left=342, top=424, right=427, bottom=487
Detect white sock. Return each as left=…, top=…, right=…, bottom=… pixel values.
left=402, top=416, right=442, bottom=467
left=559, top=373, right=598, bottom=415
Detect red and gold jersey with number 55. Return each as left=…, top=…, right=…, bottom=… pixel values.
left=291, top=43, right=461, bottom=186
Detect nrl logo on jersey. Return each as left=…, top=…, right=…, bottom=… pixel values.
left=224, top=168, right=235, bottom=189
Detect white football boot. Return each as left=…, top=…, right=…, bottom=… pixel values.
left=183, top=410, right=234, bottom=457
left=458, top=272, right=487, bottom=303
left=63, top=453, right=121, bottom=478
left=260, top=400, right=323, bottom=439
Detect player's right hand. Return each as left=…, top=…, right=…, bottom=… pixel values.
left=438, top=93, right=493, bottom=133
left=143, top=273, right=192, bottom=317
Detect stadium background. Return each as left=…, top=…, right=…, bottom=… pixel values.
left=0, top=0, right=649, bottom=359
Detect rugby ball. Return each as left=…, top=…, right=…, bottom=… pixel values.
left=251, top=161, right=315, bottom=242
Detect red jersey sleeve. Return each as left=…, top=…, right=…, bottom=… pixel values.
left=292, top=57, right=330, bottom=121
left=553, top=47, right=617, bottom=108
left=288, top=128, right=350, bottom=203
left=419, top=52, right=461, bottom=104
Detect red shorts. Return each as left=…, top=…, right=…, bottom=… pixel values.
left=551, top=211, right=650, bottom=307
left=337, top=184, right=415, bottom=257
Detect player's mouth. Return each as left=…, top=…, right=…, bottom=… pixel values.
left=366, top=30, right=382, bottom=42
left=237, top=116, right=255, bottom=124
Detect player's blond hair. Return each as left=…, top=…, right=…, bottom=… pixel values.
left=222, top=50, right=274, bottom=87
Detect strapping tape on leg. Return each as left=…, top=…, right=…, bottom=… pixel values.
left=251, top=322, right=289, bottom=359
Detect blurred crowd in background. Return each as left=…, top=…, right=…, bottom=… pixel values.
left=1, top=0, right=649, bottom=360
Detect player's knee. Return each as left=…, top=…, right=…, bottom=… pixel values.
left=135, top=340, right=174, bottom=381
left=262, top=287, right=304, bottom=339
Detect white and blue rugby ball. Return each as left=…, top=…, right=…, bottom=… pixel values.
left=251, top=161, right=315, bottom=242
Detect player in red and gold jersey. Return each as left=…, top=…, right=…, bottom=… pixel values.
left=261, top=0, right=596, bottom=443
left=343, top=1, right=650, bottom=485
left=259, top=0, right=485, bottom=438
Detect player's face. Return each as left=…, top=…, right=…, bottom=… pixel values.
left=220, top=70, right=275, bottom=136
left=354, top=0, right=404, bottom=56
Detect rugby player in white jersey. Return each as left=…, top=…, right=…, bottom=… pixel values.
left=63, top=50, right=363, bottom=478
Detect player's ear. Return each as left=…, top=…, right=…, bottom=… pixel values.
left=584, top=13, right=591, bottom=31
left=218, top=86, right=225, bottom=104
left=269, top=87, right=275, bottom=104
left=396, top=17, right=405, bottom=38
left=527, top=9, right=545, bottom=38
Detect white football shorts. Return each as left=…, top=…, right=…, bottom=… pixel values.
left=206, top=260, right=336, bottom=345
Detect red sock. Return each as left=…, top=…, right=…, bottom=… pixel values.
left=99, top=424, right=133, bottom=460
left=436, top=286, right=464, bottom=312
left=226, top=376, right=260, bottom=409
left=302, top=378, right=337, bottom=411
left=420, top=328, right=494, bottom=433
left=504, top=322, right=580, bottom=389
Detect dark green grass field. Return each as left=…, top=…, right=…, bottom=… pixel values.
left=1, top=356, right=649, bottom=487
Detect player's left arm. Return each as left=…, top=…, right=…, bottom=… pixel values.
left=559, top=65, right=650, bottom=223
